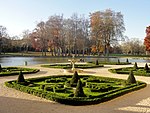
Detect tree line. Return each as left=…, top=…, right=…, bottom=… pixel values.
left=0, top=9, right=145, bottom=56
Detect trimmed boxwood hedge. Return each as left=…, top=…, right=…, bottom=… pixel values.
left=5, top=75, right=146, bottom=105
left=109, top=67, right=150, bottom=77
left=88, top=61, right=131, bottom=65
left=0, top=67, right=39, bottom=77
left=41, top=63, right=104, bottom=69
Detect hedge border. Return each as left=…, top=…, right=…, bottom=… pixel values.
left=5, top=75, right=146, bottom=105
left=108, top=67, right=150, bottom=77
left=41, top=64, right=104, bottom=69
left=88, top=61, right=131, bottom=65
left=0, top=67, right=39, bottom=77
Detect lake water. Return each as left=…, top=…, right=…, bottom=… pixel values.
left=0, top=56, right=150, bottom=66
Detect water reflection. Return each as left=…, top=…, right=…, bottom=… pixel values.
left=0, top=57, right=150, bottom=66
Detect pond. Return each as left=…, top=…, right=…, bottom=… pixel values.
left=0, top=56, right=150, bottom=66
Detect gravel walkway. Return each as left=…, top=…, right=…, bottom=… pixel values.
left=0, top=63, right=150, bottom=113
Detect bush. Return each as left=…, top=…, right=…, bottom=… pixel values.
left=95, top=59, right=99, bottom=65
left=70, top=71, right=80, bottom=87
left=126, top=58, right=129, bottom=63
left=127, top=70, right=136, bottom=84
left=74, top=80, right=86, bottom=97
left=118, top=59, right=120, bottom=64
left=133, top=62, right=138, bottom=69
left=0, top=64, right=2, bottom=71
left=17, top=71, right=25, bottom=83
left=144, top=63, right=149, bottom=71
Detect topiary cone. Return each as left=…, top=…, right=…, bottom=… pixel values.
left=95, top=59, right=99, bottom=65
left=74, top=79, right=86, bottom=97
left=126, top=58, right=129, bottom=63
left=133, top=62, right=138, bottom=69
left=17, top=71, right=25, bottom=83
left=144, top=63, right=149, bottom=71
left=118, top=59, right=120, bottom=64
left=0, top=64, right=2, bottom=71
left=70, top=71, right=79, bottom=86
left=127, top=70, right=136, bottom=84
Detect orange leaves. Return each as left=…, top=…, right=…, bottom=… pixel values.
left=144, top=26, right=150, bottom=51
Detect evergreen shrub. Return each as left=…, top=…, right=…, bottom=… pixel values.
left=0, top=64, right=2, bottom=71
left=133, top=62, right=138, bottom=69
left=95, top=59, right=99, bottom=65
left=127, top=70, right=136, bottom=84
left=74, top=80, right=86, bottom=97
left=17, top=71, right=25, bottom=83
left=70, top=71, right=80, bottom=87
left=144, top=63, right=149, bottom=71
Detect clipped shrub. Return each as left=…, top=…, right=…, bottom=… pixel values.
left=95, top=59, right=99, bottom=65
left=127, top=70, right=136, bottom=84
left=126, top=58, right=129, bottom=63
left=133, top=62, right=138, bottom=69
left=70, top=71, right=80, bottom=87
left=0, top=64, right=2, bottom=71
left=144, top=63, right=149, bottom=71
left=74, top=80, right=86, bottom=97
left=17, top=71, right=25, bottom=83
left=118, top=59, right=120, bottom=64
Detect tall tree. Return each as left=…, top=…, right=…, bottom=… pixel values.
left=90, top=9, right=125, bottom=56
left=144, top=26, right=150, bottom=55
left=21, top=30, right=31, bottom=53
left=46, top=14, right=64, bottom=56
left=0, top=25, right=9, bottom=54
left=33, top=21, right=49, bottom=56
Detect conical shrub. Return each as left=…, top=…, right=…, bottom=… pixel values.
left=74, top=79, right=86, bottom=97
left=133, top=62, right=138, bottom=69
left=127, top=70, right=136, bottom=84
left=70, top=71, right=80, bottom=86
left=0, top=64, right=2, bottom=71
left=126, top=58, right=129, bottom=63
left=17, top=71, right=25, bottom=83
left=144, top=63, right=149, bottom=71
left=118, top=59, right=120, bottom=64
left=95, top=59, right=99, bottom=65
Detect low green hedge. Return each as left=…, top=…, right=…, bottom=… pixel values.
left=88, top=61, right=131, bottom=65
left=5, top=75, right=146, bottom=105
left=109, top=67, right=150, bottom=76
left=41, top=63, right=104, bottom=69
left=0, top=67, right=39, bottom=77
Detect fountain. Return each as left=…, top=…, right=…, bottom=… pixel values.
left=67, top=55, right=83, bottom=73
left=68, top=55, right=76, bottom=71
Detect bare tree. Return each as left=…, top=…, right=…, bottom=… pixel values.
left=0, top=25, right=9, bottom=54
left=21, top=30, right=31, bottom=53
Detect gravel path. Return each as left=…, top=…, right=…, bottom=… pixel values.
left=0, top=63, right=150, bottom=113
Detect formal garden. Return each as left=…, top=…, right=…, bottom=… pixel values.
left=41, top=59, right=131, bottom=70
left=5, top=70, right=146, bottom=105
left=0, top=64, right=39, bottom=77
left=109, top=62, right=150, bottom=76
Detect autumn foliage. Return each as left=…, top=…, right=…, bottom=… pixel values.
left=144, top=26, right=150, bottom=51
